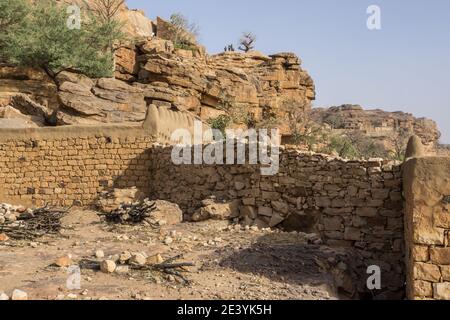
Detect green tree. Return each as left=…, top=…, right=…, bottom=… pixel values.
left=0, top=0, right=29, bottom=30
left=0, top=0, right=123, bottom=79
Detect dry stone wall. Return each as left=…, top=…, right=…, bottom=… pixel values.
left=149, top=146, right=405, bottom=297
left=0, top=125, right=155, bottom=207
left=404, top=157, right=450, bottom=300
left=4, top=123, right=450, bottom=299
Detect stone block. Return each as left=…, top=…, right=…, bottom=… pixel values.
left=413, top=263, right=441, bottom=282
left=433, top=282, right=450, bottom=300
left=430, top=247, right=450, bottom=265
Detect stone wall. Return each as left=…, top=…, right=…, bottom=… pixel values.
left=8, top=123, right=450, bottom=299
left=149, top=146, right=405, bottom=298
left=0, top=125, right=155, bottom=207
left=403, top=157, right=450, bottom=300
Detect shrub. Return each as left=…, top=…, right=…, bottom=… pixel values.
left=0, top=0, right=124, bottom=78
left=208, top=115, right=232, bottom=137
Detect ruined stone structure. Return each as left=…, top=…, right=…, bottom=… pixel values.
left=403, top=157, right=450, bottom=300
left=1, top=113, right=449, bottom=299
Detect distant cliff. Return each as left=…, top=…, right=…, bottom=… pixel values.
left=311, top=104, right=441, bottom=151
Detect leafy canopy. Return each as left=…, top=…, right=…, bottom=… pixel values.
left=0, top=0, right=124, bottom=78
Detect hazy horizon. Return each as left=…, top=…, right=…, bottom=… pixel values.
left=127, top=0, right=450, bottom=143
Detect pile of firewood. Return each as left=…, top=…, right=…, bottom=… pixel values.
left=0, top=205, right=68, bottom=240
left=100, top=199, right=157, bottom=225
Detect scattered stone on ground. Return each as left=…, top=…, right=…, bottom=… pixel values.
left=0, top=207, right=344, bottom=300
left=11, top=289, right=28, bottom=301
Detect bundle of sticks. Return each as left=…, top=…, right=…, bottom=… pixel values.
left=0, top=205, right=68, bottom=240
left=101, top=199, right=157, bottom=224
left=130, top=254, right=195, bottom=284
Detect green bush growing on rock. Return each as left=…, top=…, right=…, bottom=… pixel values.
left=0, top=0, right=123, bottom=78
left=208, top=115, right=232, bottom=137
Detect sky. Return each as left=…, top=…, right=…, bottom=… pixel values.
left=127, top=0, right=450, bottom=143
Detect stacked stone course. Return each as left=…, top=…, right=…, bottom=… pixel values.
left=0, top=126, right=154, bottom=206
left=4, top=124, right=450, bottom=299
left=404, top=157, right=450, bottom=300
left=149, top=146, right=405, bottom=296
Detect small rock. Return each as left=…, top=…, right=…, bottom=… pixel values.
left=100, top=260, right=116, bottom=273
left=164, top=236, right=173, bottom=245
left=146, top=254, right=164, bottom=265
left=0, top=233, right=9, bottom=242
left=66, top=293, right=78, bottom=300
left=4, top=213, right=16, bottom=222
left=129, top=253, right=146, bottom=266
left=0, top=216, right=5, bottom=224
left=167, top=275, right=176, bottom=282
left=95, top=250, right=105, bottom=259
left=169, top=230, right=177, bottom=237
left=115, top=265, right=130, bottom=274
left=0, top=292, right=9, bottom=300
left=81, top=289, right=88, bottom=296
left=54, top=255, right=72, bottom=267
left=29, top=242, right=38, bottom=248
left=11, top=289, right=28, bottom=300
left=119, top=251, right=132, bottom=263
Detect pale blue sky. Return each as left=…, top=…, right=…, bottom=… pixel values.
left=127, top=0, right=450, bottom=143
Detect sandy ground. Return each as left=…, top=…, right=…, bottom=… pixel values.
left=0, top=209, right=342, bottom=300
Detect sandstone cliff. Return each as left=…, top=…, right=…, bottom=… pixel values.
left=0, top=8, right=315, bottom=133
left=311, top=104, right=441, bottom=150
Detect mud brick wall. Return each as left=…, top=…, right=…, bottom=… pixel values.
left=404, top=157, right=450, bottom=300
left=0, top=125, right=155, bottom=207
left=149, top=146, right=405, bottom=297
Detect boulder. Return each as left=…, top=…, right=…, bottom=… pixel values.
left=192, top=200, right=240, bottom=222
left=145, top=200, right=183, bottom=225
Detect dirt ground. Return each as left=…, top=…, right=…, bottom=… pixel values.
left=0, top=209, right=343, bottom=300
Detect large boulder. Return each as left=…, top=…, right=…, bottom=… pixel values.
left=192, top=199, right=241, bottom=222
left=55, top=71, right=147, bottom=124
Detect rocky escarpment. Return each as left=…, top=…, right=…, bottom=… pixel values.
left=0, top=37, right=315, bottom=132
left=311, top=104, right=441, bottom=150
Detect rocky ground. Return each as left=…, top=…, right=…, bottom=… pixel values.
left=0, top=208, right=342, bottom=300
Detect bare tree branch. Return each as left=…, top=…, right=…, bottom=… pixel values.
left=238, top=32, right=256, bottom=53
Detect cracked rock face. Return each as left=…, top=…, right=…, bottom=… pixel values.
left=0, top=2, right=315, bottom=131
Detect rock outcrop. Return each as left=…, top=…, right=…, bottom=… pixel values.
left=55, top=0, right=155, bottom=38
left=1, top=43, right=314, bottom=132
left=311, top=104, right=441, bottom=150
left=0, top=1, right=314, bottom=132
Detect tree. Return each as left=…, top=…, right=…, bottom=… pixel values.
left=0, top=0, right=29, bottom=29
left=238, top=32, right=256, bottom=53
left=84, top=0, right=124, bottom=24
left=169, top=13, right=199, bottom=49
left=0, top=0, right=124, bottom=79
left=389, top=128, right=412, bottom=161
